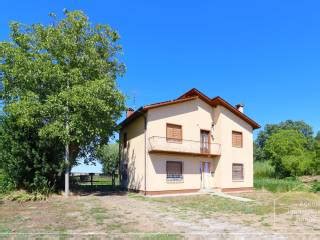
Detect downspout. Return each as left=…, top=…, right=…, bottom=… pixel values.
left=143, top=114, right=147, bottom=195
left=118, top=133, right=122, bottom=188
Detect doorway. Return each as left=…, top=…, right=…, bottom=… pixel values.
left=201, top=161, right=211, bottom=189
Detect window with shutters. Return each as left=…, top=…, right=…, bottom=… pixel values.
left=166, top=123, right=182, bottom=143
left=166, top=161, right=183, bottom=181
left=232, top=131, right=243, bottom=148
left=232, top=163, right=244, bottom=181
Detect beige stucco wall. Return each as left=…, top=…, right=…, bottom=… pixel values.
left=146, top=98, right=219, bottom=191
left=214, top=105, right=254, bottom=189
left=120, top=115, right=146, bottom=191
left=120, top=97, right=254, bottom=192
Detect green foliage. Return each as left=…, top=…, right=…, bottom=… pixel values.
left=4, top=190, right=47, bottom=202
left=96, top=143, right=119, bottom=175
left=310, top=181, right=320, bottom=193
left=255, top=120, right=314, bottom=161
left=254, top=161, right=275, bottom=178
left=254, top=177, right=306, bottom=192
left=0, top=10, right=125, bottom=193
left=316, top=131, right=320, bottom=142
left=264, top=129, right=316, bottom=177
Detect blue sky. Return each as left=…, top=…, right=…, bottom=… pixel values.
left=1, top=1, right=320, bottom=172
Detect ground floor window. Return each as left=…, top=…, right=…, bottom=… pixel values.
left=166, top=161, right=183, bottom=181
left=232, top=163, right=244, bottom=181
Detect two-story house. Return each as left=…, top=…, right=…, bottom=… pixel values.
left=118, top=88, right=260, bottom=195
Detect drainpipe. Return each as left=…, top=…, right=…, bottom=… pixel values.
left=143, top=114, right=147, bottom=195
left=118, top=135, right=122, bottom=188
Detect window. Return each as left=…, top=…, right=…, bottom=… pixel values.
left=200, top=130, right=210, bottom=153
left=232, top=131, right=243, bottom=148
left=123, top=133, right=127, bottom=148
left=232, top=163, right=244, bottom=181
left=166, top=124, right=182, bottom=142
left=166, top=161, right=183, bottom=181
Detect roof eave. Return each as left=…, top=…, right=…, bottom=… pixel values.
left=212, top=96, right=260, bottom=130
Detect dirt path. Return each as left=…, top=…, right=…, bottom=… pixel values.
left=95, top=194, right=285, bottom=239
left=1, top=193, right=316, bottom=239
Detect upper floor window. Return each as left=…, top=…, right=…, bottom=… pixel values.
left=166, top=123, right=182, bottom=142
left=123, top=132, right=127, bottom=148
left=232, top=163, right=244, bottom=181
left=232, top=131, right=243, bottom=148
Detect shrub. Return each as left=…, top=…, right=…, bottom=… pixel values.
left=310, top=181, right=320, bottom=193
left=4, top=190, right=47, bottom=202
left=264, top=129, right=316, bottom=177
left=254, top=161, right=275, bottom=178
left=254, top=177, right=306, bottom=192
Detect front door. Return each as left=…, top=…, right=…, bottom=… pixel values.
left=201, top=162, right=211, bottom=189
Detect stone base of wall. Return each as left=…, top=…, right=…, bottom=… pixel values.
left=130, top=188, right=200, bottom=196
left=221, top=187, right=254, bottom=193
left=128, top=187, right=253, bottom=195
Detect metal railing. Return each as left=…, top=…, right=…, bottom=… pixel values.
left=148, top=136, right=221, bottom=156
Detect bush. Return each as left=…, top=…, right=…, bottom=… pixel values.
left=264, top=129, right=316, bottom=177
left=4, top=190, right=47, bottom=202
left=254, top=161, right=275, bottom=178
left=254, top=177, right=306, bottom=192
left=310, top=181, right=320, bottom=193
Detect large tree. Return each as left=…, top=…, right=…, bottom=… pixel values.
left=0, top=10, right=125, bottom=194
left=255, top=120, right=314, bottom=161
left=96, top=143, right=119, bottom=188
left=264, top=129, right=316, bottom=177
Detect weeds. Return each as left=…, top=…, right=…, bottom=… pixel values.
left=254, top=161, right=275, bottom=178
left=4, top=190, right=47, bottom=202
left=254, top=177, right=306, bottom=192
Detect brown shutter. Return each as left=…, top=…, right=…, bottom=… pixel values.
left=166, top=161, right=183, bottom=180
left=232, top=131, right=243, bottom=147
left=232, top=163, right=244, bottom=180
left=166, top=124, right=182, bottom=142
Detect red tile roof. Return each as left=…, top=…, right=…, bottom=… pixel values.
left=118, top=88, right=260, bottom=129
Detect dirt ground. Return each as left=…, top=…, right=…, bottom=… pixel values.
left=1, top=191, right=320, bottom=239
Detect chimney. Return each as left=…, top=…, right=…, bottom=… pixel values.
left=235, top=104, right=244, bottom=113
left=126, top=107, right=134, bottom=118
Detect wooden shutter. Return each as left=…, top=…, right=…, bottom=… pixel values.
left=232, top=131, right=243, bottom=148
left=232, top=163, right=244, bottom=180
left=166, top=161, right=183, bottom=180
left=166, top=124, right=182, bottom=142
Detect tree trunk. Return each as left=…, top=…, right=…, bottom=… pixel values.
left=64, top=143, right=69, bottom=197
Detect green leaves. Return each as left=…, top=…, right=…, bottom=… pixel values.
left=0, top=10, right=126, bottom=192
left=264, top=129, right=317, bottom=177
left=96, top=143, right=119, bottom=175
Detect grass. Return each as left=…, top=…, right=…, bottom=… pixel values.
left=141, top=194, right=273, bottom=216
left=90, top=207, right=109, bottom=225
left=254, top=177, right=307, bottom=192
left=137, top=233, right=182, bottom=240
left=253, top=161, right=313, bottom=192
left=254, top=161, right=275, bottom=178
left=0, top=169, right=5, bottom=199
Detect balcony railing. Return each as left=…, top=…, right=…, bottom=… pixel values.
left=148, top=136, right=221, bottom=157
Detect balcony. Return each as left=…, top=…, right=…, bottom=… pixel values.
left=148, top=136, right=221, bottom=157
